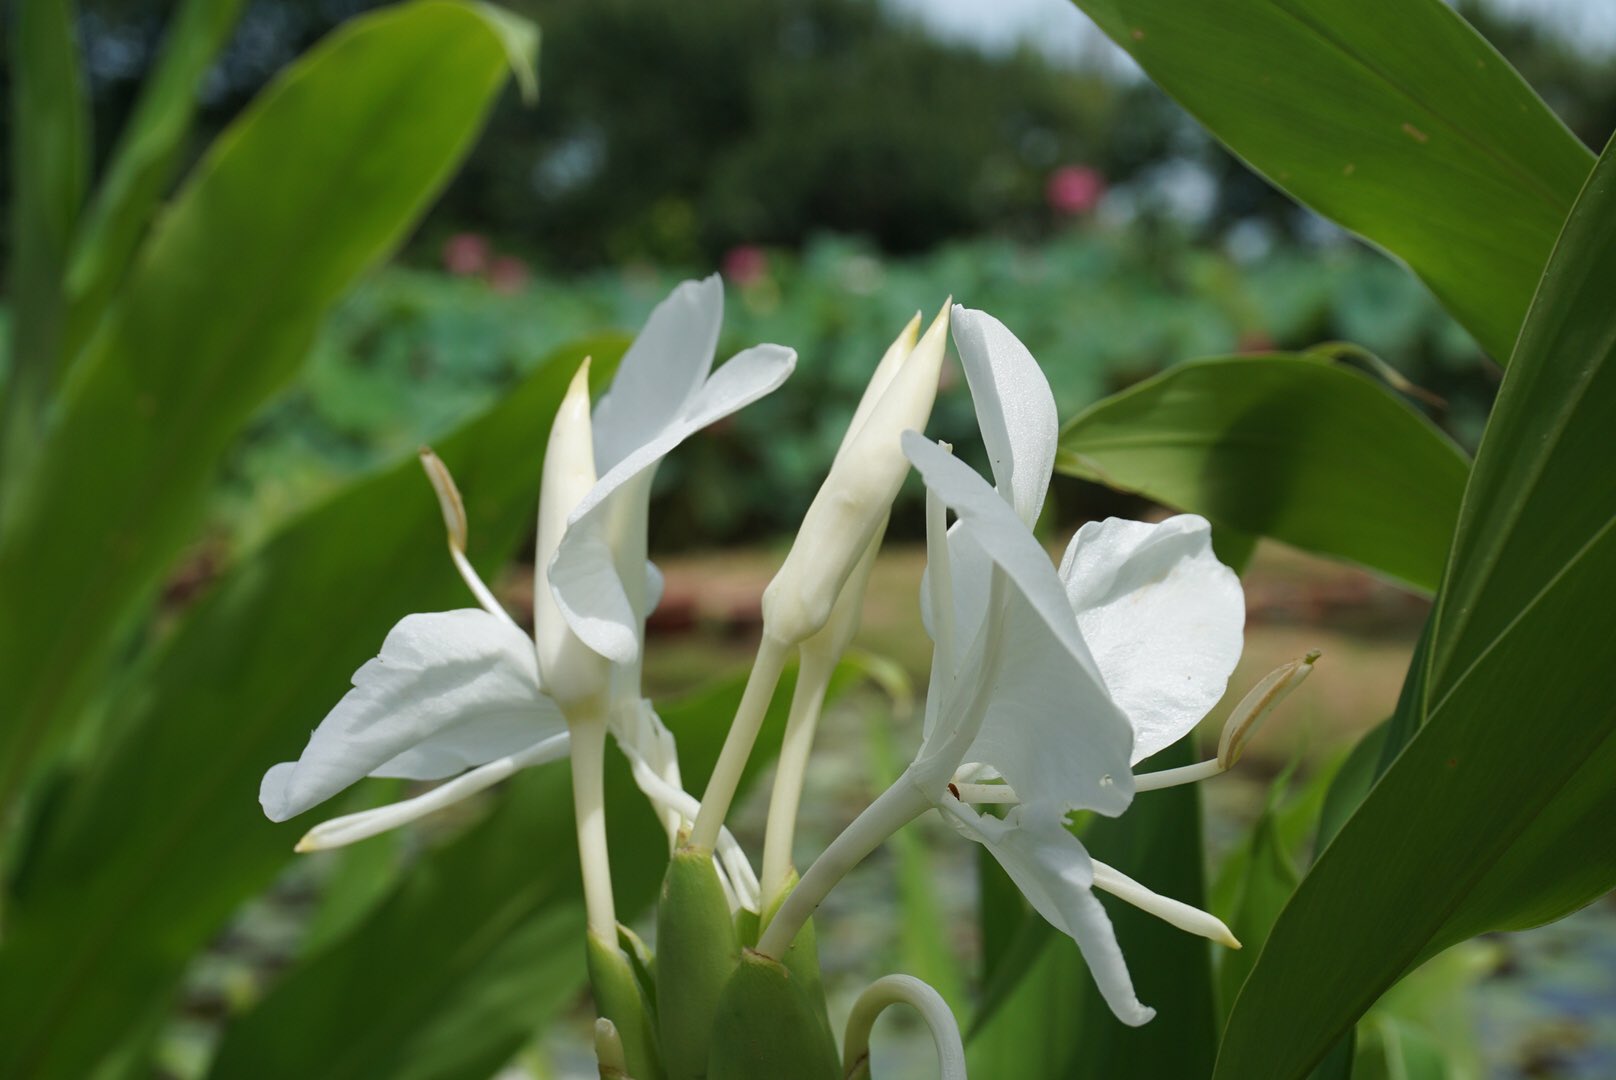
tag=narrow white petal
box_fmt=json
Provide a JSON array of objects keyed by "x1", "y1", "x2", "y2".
[
  {"x1": 259, "y1": 610, "x2": 558, "y2": 821},
  {"x1": 591, "y1": 275, "x2": 724, "y2": 472},
  {"x1": 1090, "y1": 858, "x2": 1240, "y2": 948},
  {"x1": 951, "y1": 305, "x2": 1058, "y2": 526},
  {"x1": 1060, "y1": 515, "x2": 1245, "y2": 764},
  {"x1": 295, "y1": 732, "x2": 571, "y2": 850},
  {"x1": 940, "y1": 801, "x2": 1155, "y2": 1027},
  {"x1": 552, "y1": 344, "x2": 796, "y2": 663}
]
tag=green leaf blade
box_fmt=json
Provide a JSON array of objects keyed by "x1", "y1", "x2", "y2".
[
  {"x1": 1068, "y1": 0, "x2": 1593, "y2": 358},
  {"x1": 0, "y1": 0, "x2": 535, "y2": 820},
  {"x1": 1057, "y1": 355, "x2": 1469, "y2": 593},
  {"x1": 1213, "y1": 133, "x2": 1616, "y2": 1080}
]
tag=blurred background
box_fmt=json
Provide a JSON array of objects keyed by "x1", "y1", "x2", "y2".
[{"x1": 4, "y1": 0, "x2": 1615, "y2": 1076}]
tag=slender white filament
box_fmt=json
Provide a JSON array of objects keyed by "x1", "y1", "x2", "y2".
[
  {"x1": 843, "y1": 974, "x2": 967, "y2": 1080},
  {"x1": 621, "y1": 746, "x2": 761, "y2": 913},
  {"x1": 692, "y1": 635, "x2": 790, "y2": 851},
  {"x1": 1131, "y1": 758, "x2": 1224, "y2": 792},
  {"x1": 759, "y1": 652, "x2": 835, "y2": 904},
  {"x1": 295, "y1": 732, "x2": 572, "y2": 851},
  {"x1": 419, "y1": 448, "x2": 523, "y2": 633},
  {"x1": 1090, "y1": 858, "x2": 1240, "y2": 948}
]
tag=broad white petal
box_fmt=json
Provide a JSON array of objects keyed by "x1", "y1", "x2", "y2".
[
  {"x1": 552, "y1": 344, "x2": 796, "y2": 662},
  {"x1": 591, "y1": 275, "x2": 724, "y2": 472},
  {"x1": 939, "y1": 800, "x2": 1155, "y2": 1027},
  {"x1": 952, "y1": 306, "x2": 1057, "y2": 526},
  {"x1": 964, "y1": 585, "x2": 1134, "y2": 818},
  {"x1": 260, "y1": 610, "x2": 557, "y2": 822},
  {"x1": 905, "y1": 435, "x2": 1134, "y2": 799},
  {"x1": 1059, "y1": 515, "x2": 1244, "y2": 764}
]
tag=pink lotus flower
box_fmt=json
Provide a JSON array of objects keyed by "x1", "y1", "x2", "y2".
[
  {"x1": 442, "y1": 232, "x2": 491, "y2": 276},
  {"x1": 722, "y1": 244, "x2": 769, "y2": 287},
  {"x1": 1046, "y1": 165, "x2": 1106, "y2": 216}
]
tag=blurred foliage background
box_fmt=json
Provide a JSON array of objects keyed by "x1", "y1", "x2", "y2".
[{"x1": 19, "y1": 0, "x2": 1612, "y2": 558}]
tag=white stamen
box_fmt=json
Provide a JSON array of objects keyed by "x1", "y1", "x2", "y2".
[
  {"x1": 1090, "y1": 858, "x2": 1241, "y2": 949},
  {"x1": 1217, "y1": 650, "x2": 1321, "y2": 769},
  {"x1": 295, "y1": 732, "x2": 571, "y2": 851},
  {"x1": 419, "y1": 448, "x2": 522, "y2": 633},
  {"x1": 622, "y1": 743, "x2": 761, "y2": 913},
  {"x1": 842, "y1": 974, "x2": 966, "y2": 1080},
  {"x1": 1131, "y1": 758, "x2": 1224, "y2": 792}
]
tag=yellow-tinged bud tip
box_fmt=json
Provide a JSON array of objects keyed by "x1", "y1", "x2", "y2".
[{"x1": 293, "y1": 834, "x2": 318, "y2": 854}]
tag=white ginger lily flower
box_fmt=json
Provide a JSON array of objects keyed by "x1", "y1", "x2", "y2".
[
  {"x1": 260, "y1": 280, "x2": 794, "y2": 891},
  {"x1": 761, "y1": 307, "x2": 1311, "y2": 1027}
]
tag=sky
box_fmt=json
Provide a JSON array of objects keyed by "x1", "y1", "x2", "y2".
[{"x1": 886, "y1": 0, "x2": 1616, "y2": 67}]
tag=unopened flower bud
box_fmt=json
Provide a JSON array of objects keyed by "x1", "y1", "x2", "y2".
[
  {"x1": 536, "y1": 359, "x2": 610, "y2": 712},
  {"x1": 762, "y1": 303, "x2": 951, "y2": 646}
]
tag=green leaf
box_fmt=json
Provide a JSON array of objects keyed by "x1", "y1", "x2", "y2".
[
  {"x1": 1066, "y1": 0, "x2": 1592, "y2": 359},
  {"x1": 60, "y1": 0, "x2": 246, "y2": 362},
  {"x1": 708, "y1": 953, "x2": 840, "y2": 1080},
  {"x1": 1058, "y1": 355, "x2": 1469, "y2": 593},
  {"x1": 0, "y1": 340, "x2": 614, "y2": 1080},
  {"x1": 1212, "y1": 787, "x2": 1301, "y2": 1021},
  {"x1": 865, "y1": 697, "x2": 967, "y2": 1014},
  {"x1": 968, "y1": 740, "x2": 1218, "y2": 1079},
  {"x1": 2, "y1": 0, "x2": 91, "y2": 486},
  {"x1": 206, "y1": 660, "x2": 844, "y2": 1080},
  {"x1": 0, "y1": 0, "x2": 536, "y2": 819},
  {"x1": 1214, "y1": 133, "x2": 1616, "y2": 1080}
]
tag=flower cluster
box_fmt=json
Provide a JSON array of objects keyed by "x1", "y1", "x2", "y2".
[{"x1": 261, "y1": 280, "x2": 1315, "y2": 1077}]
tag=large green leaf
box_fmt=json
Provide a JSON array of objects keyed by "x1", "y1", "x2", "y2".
[
  {"x1": 1057, "y1": 356, "x2": 1469, "y2": 593},
  {"x1": 60, "y1": 0, "x2": 246, "y2": 363},
  {"x1": 1215, "y1": 135, "x2": 1616, "y2": 1080},
  {"x1": 0, "y1": 339, "x2": 618, "y2": 1080},
  {"x1": 2, "y1": 0, "x2": 91, "y2": 487},
  {"x1": 0, "y1": 0, "x2": 536, "y2": 819},
  {"x1": 968, "y1": 740, "x2": 1217, "y2": 1078},
  {"x1": 207, "y1": 664, "x2": 838, "y2": 1080},
  {"x1": 1067, "y1": 0, "x2": 1592, "y2": 359}
]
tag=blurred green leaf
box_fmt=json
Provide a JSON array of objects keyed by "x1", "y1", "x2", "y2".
[
  {"x1": 0, "y1": 0, "x2": 535, "y2": 824},
  {"x1": 968, "y1": 740, "x2": 1217, "y2": 1078},
  {"x1": 1212, "y1": 788, "x2": 1299, "y2": 1021},
  {"x1": 2, "y1": 0, "x2": 91, "y2": 485},
  {"x1": 60, "y1": 0, "x2": 246, "y2": 363},
  {"x1": 865, "y1": 701, "x2": 966, "y2": 1014},
  {"x1": 1058, "y1": 355, "x2": 1469, "y2": 593},
  {"x1": 0, "y1": 339, "x2": 617, "y2": 1079},
  {"x1": 1067, "y1": 0, "x2": 1592, "y2": 359},
  {"x1": 1215, "y1": 134, "x2": 1616, "y2": 1080},
  {"x1": 208, "y1": 662, "x2": 840, "y2": 1080}
]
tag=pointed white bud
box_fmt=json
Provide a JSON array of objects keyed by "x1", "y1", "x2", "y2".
[
  {"x1": 594, "y1": 1017, "x2": 628, "y2": 1077},
  {"x1": 536, "y1": 359, "x2": 610, "y2": 711},
  {"x1": 1217, "y1": 649, "x2": 1321, "y2": 769},
  {"x1": 762, "y1": 303, "x2": 951, "y2": 646}
]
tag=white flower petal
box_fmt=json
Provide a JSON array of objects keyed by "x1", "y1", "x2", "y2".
[
  {"x1": 963, "y1": 585, "x2": 1134, "y2": 818},
  {"x1": 939, "y1": 800, "x2": 1155, "y2": 1027},
  {"x1": 259, "y1": 610, "x2": 558, "y2": 822},
  {"x1": 1059, "y1": 515, "x2": 1245, "y2": 764},
  {"x1": 951, "y1": 306, "x2": 1057, "y2": 525},
  {"x1": 591, "y1": 275, "x2": 724, "y2": 473},
  {"x1": 552, "y1": 344, "x2": 796, "y2": 662}
]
